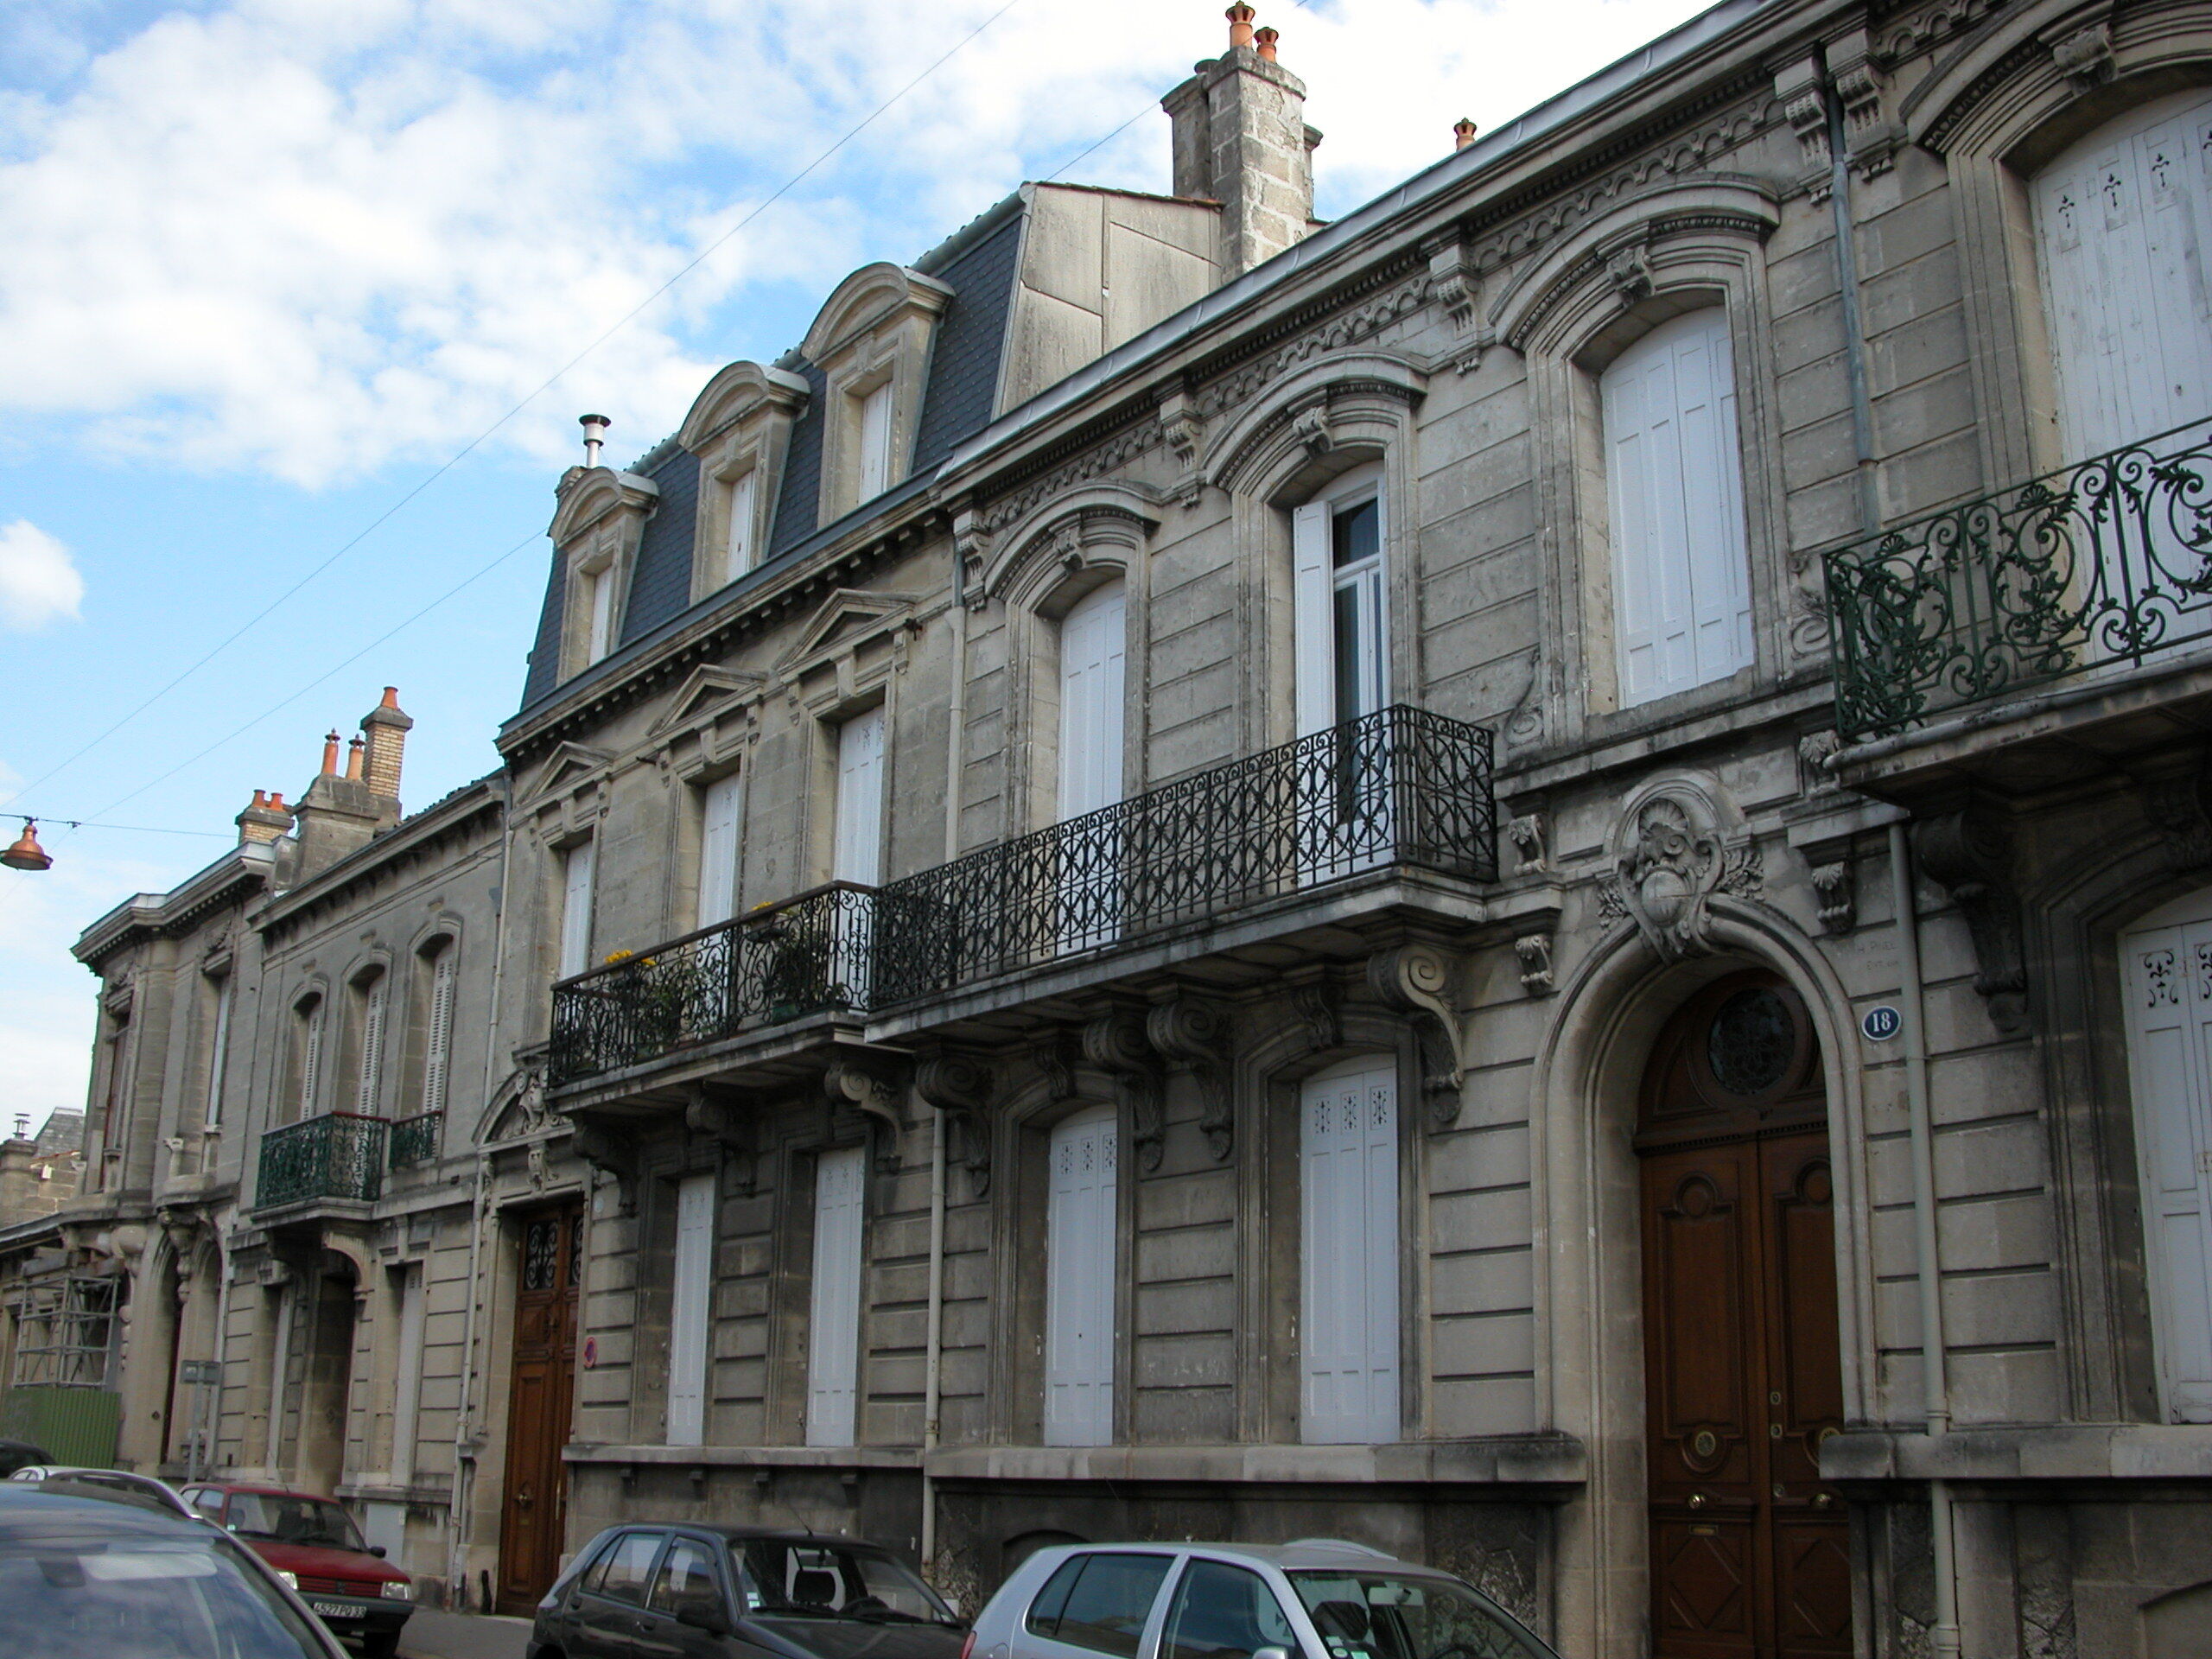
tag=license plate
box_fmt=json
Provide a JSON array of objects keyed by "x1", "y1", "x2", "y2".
[{"x1": 310, "y1": 1602, "x2": 357, "y2": 1618}]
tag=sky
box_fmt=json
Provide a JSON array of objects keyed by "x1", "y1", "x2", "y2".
[{"x1": 0, "y1": 0, "x2": 1720, "y2": 1130}]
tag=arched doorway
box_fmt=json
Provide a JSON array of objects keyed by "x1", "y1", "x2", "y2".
[{"x1": 1637, "y1": 969, "x2": 1848, "y2": 1659}]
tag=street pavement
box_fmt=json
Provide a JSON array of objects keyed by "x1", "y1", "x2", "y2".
[{"x1": 396, "y1": 1608, "x2": 534, "y2": 1659}]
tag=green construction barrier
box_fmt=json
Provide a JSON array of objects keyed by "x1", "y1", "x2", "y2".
[{"x1": 0, "y1": 1387, "x2": 121, "y2": 1467}]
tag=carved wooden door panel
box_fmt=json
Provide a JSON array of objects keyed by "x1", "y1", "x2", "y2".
[
  {"x1": 497, "y1": 1205, "x2": 581, "y2": 1615},
  {"x1": 1640, "y1": 975, "x2": 1849, "y2": 1659}
]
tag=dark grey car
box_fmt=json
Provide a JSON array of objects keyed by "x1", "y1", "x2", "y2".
[{"x1": 529, "y1": 1524, "x2": 967, "y2": 1659}]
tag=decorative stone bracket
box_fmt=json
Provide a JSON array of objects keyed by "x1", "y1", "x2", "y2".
[
  {"x1": 2134, "y1": 758, "x2": 2212, "y2": 873},
  {"x1": 1604, "y1": 782, "x2": 1763, "y2": 962},
  {"x1": 823, "y1": 1058, "x2": 906, "y2": 1174},
  {"x1": 1514, "y1": 936, "x2": 1555, "y2": 997},
  {"x1": 1083, "y1": 1008, "x2": 1166, "y2": 1172},
  {"x1": 1367, "y1": 944, "x2": 1471, "y2": 1128},
  {"x1": 1159, "y1": 388, "x2": 1206, "y2": 507},
  {"x1": 913, "y1": 1052, "x2": 995, "y2": 1196},
  {"x1": 1147, "y1": 995, "x2": 1234, "y2": 1161},
  {"x1": 1912, "y1": 805, "x2": 2029, "y2": 1038},
  {"x1": 684, "y1": 1091, "x2": 759, "y2": 1196},
  {"x1": 568, "y1": 1116, "x2": 639, "y2": 1212}
]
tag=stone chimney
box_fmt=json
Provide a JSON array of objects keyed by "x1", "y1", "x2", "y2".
[
  {"x1": 359, "y1": 686, "x2": 412, "y2": 806},
  {"x1": 1162, "y1": 5, "x2": 1322, "y2": 278},
  {"x1": 235, "y1": 789, "x2": 295, "y2": 846},
  {"x1": 290, "y1": 718, "x2": 391, "y2": 878}
]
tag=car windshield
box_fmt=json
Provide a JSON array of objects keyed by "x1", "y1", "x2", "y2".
[
  {"x1": 224, "y1": 1495, "x2": 364, "y2": 1554},
  {"x1": 0, "y1": 1529, "x2": 334, "y2": 1659},
  {"x1": 1286, "y1": 1572, "x2": 1555, "y2": 1659},
  {"x1": 734, "y1": 1540, "x2": 956, "y2": 1624}
]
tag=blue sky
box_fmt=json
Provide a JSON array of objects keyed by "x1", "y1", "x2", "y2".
[{"x1": 0, "y1": 0, "x2": 1715, "y2": 1126}]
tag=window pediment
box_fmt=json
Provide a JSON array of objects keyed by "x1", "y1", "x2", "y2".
[
  {"x1": 776, "y1": 589, "x2": 923, "y2": 712},
  {"x1": 549, "y1": 467, "x2": 659, "y2": 550},
  {"x1": 802, "y1": 263, "x2": 955, "y2": 364},
  {"x1": 677, "y1": 360, "x2": 811, "y2": 452},
  {"x1": 975, "y1": 483, "x2": 1162, "y2": 612},
  {"x1": 1201, "y1": 351, "x2": 1428, "y2": 504}
]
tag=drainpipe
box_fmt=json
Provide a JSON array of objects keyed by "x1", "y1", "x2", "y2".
[
  {"x1": 206, "y1": 1228, "x2": 232, "y2": 1482},
  {"x1": 1888, "y1": 823, "x2": 1961, "y2": 1659},
  {"x1": 1823, "y1": 54, "x2": 1881, "y2": 534},
  {"x1": 919, "y1": 1104, "x2": 947, "y2": 1578}
]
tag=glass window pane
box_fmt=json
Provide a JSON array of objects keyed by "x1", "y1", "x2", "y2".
[
  {"x1": 1287, "y1": 1572, "x2": 1552, "y2": 1659},
  {"x1": 0, "y1": 1531, "x2": 331, "y2": 1659},
  {"x1": 1161, "y1": 1560, "x2": 1299, "y2": 1659},
  {"x1": 596, "y1": 1531, "x2": 665, "y2": 1605},
  {"x1": 1028, "y1": 1555, "x2": 1086, "y2": 1637},
  {"x1": 1043, "y1": 1554, "x2": 1176, "y2": 1656},
  {"x1": 1332, "y1": 499, "x2": 1379, "y2": 569},
  {"x1": 650, "y1": 1537, "x2": 724, "y2": 1620}
]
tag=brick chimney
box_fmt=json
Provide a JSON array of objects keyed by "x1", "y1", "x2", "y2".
[
  {"x1": 1162, "y1": 5, "x2": 1322, "y2": 277},
  {"x1": 359, "y1": 686, "x2": 412, "y2": 806},
  {"x1": 235, "y1": 789, "x2": 295, "y2": 846}
]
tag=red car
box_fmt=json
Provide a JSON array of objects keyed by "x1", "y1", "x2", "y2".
[{"x1": 178, "y1": 1480, "x2": 413, "y2": 1657}]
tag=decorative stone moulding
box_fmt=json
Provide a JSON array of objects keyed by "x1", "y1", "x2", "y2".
[
  {"x1": 913, "y1": 1052, "x2": 995, "y2": 1195},
  {"x1": 823, "y1": 1058, "x2": 906, "y2": 1173},
  {"x1": 1911, "y1": 803, "x2": 2031, "y2": 1038},
  {"x1": 1599, "y1": 772, "x2": 1763, "y2": 962},
  {"x1": 1147, "y1": 995, "x2": 1234, "y2": 1161},
  {"x1": 1081, "y1": 1007, "x2": 1166, "y2": 1172},
  {"x1": 1366, "y1": 944, "x2": 1471, "y2": 1127}
]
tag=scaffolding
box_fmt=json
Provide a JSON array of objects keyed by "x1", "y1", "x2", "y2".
[{"x1": 7, "y1": 1274, "x2": 118, "y2": 1388}]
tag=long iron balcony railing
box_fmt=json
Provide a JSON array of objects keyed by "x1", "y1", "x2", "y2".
[
  {"x1": 254, "y1": 1111, "x2": 388, "y2": 1210},
  {"x1": 1824, "y1": 419, "x2": 2212, "y2": 740},
  {"x1": 548, "y1": 705, "x2": 1497, "y2": 1086}
]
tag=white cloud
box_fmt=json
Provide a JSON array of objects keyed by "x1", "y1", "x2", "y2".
[
  {"x1": 0, "y1": 519, "x2": 85, "y2": 629},
  {"x1": 0, "y1": 0, "x2": 1713, "y2": 485}
]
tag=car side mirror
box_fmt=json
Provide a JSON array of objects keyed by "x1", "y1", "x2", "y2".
[
  {"x1": 677, "y1": 1605, "x2": 731, "y2": 1636},
  {"x1": 369, "y1": 1547, "x2": 386, "y2": 1559}
]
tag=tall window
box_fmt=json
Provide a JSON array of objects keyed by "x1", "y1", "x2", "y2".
[
  {"x1": 559, "y1": 842, "x2": 596, "y2": 979},
  {"x1": 667, "y1": 1172, "x2": 715, "y2": 1446},
  {"x1": 697, "y1": 772, "x2": 744, "y2": 929},
  {"x1": 2034, "y1": 88, "x2": 2212, "y2": 461},
  {"x1": 352, "y1": 969, "x2": 388, "y2": 1115},
  {"x1": 1058, "y1": 583, "x2": 1128, "y2": 820},
  {"x1": 1301, "y1": 1056, "x2": 1400, "y2": 1444},
  {"x1": 856, "y1": 382, "x2": 893, "y2": 502},
  {"x1": 203, "y1": 973, "x2": 233, "y2": 1132},
  {"x1": 294, "y1": 995, "x2": 326, "y2": 1121},
  {"x1": 1600, "y1": 306, "x2": 1753, "y2": 705},
  {"x1": 1045, "y1": 1107, "x2": 1117, "y2": 1446},
  {"x1": 585, "y1": 565, "x2": 617, "y2": 664},
  {"x1": 418, "y1": 944, "x2": 456, "y2": 1116},
  {"x1": 832, "y1": 709, "x2": 886, "y2": 887},
  {"x1": 389, "y1": 1265, "x2": 425, "y2": 1484},
  {"x1": 806, "y1": 1147, "x2": 866, "y2": 1446},
  {"x1": 1292, "y1": 466, "x2": 1388, "y2": 737},
  {"x1": 723, "y1": 470, "x2": 758, "y2": 584}
]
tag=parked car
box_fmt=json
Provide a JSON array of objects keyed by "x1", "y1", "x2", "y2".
[
  {"x1": 529, "y1": 1523, "x2": 967, "y2": 1659},
  {"x1": 6, "y1": 1464, "x2": 197, "y2": 1519},
  {"x1": 0, "y1": 1440, "x2": 51, "y2": 1478},
  {"x1": 963, "y1": 1539, "x2": 1558, "y2": 1659},
  {"x1": 176, "y1": 1481, "x2": 413, "y2": 1658},
  {"x1": 0, "y1": 1482, "x2": 348, "y2": 1658}
]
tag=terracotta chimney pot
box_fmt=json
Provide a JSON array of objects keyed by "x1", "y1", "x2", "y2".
[
  {"x1": 1226, "y1": 3, "x2": 1255, "y2": 48},
  {"x1": 1253, "y1": 25, "x2": 1278, "y2": 60},
  {"x1": 1453, "y1": 117, "x2": 1478, "y2": 150},
  {"x1": 345, "y1": 734, "x2": 365, "y2": 780},
  {"x1": 321, "y1": 732, "x2": 340, "y2": 775}
]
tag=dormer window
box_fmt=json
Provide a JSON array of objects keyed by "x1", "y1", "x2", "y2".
[
  {"x1": 800, "y1": 262, "x2": 953, "y2": 523},
  {"x1": 677, "y1": 360, "x2": 810, "y2": 602},
  {"x1": 547, "y1": 467, "x2": 659, "y2": 682}
]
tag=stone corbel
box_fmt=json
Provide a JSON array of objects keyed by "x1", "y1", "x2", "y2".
[
  {"x1": 568, "y1": 1116, "x2": 639, "y2": 1212},
  {"x1": 1506, "y1": 810, "x2": 1548, "y2": 875},
  {"x1": 2050, "y1": 20, "x2": 2113, "y2": 92},
  {"x1": 684, "y1": 1090, "x2": 758, "y2": 1197},
  {"x1": 1083, "y1": 1008, "x2": 1166, "y2": 1172},
  {"x1": 1605, "y1": 237, "x2": 1656, "y2": 304},
  {"x1": 1146, "y1": 995, "x2": 1233, "y2": 1162},
  {"x1": 1424, "y1": 233, "x2": 1489, "y2": 374},
  {"x1": 1159, "y1": 388, "x2": 1206, "y2": 508},
  {"x1": 1514, "y1": 935, "x2": 1555, "y2": 998},
  {"x1": 1797, "y1": 730, "x2": 1843, "y2": 797},
  {"x1": 952, "y1": 509, "x2": 990, "y2": 612},
  {"x1": 1912, "y1": 806, "x2": 2029, "y2": 1037},
  {"x1": 1285, "y1": 972, "x2": 1341, "y2": 1058},
  {"x1": 913, "y1": 1052, "x2": 995, "y2": 1196},
  {"x1": 823, "y1": 1058, "x2": 906, "y2": 1174},
  {"x1": 1366, "y1": 944, "x2": 1471, "y2": 1127},
  {"x1": 1828, "y1": 27, "x2": 1902, "y2": 179},
  {"x1": 2139, "y1": 760, "x2": 2212, "y2": 872},
  {"x1": 1773, "y1": 55, "x2": 1833, "y2": 194}
]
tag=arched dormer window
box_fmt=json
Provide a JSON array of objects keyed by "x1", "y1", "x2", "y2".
[
  {"x1": 548, "y1": 467, "x2": 660, "y2": 680},
  {"x1": 677, "y1": 360, "x2": 811, "y2": 600},
  {"x1": 801, "y1": 263, "x2": 954, "y2": 522}
]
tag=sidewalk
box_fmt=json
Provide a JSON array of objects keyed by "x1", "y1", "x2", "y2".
[{"x1": 396, "y1": 1608, "x2": 534, "y2": 1659}]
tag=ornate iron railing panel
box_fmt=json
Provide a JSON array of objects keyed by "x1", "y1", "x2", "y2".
[
  {"x1": 550, "y1": 884, "x2": 878, "y2": 1084},
  {"x1": 255, "y1": 1112, "x2": 387, "y2": 1210},
  {"x1": 1824, "y1": 420, "x2": 2212, "y2": 738},
  {"x1": 387, "y1": 1111, "x2": 442, "y2": 1170},
  {"x1": 872, "y1": 705, "x2": 1496, "y2": 1004}
]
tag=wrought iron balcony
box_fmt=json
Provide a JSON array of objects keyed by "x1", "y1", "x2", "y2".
[
  {"x1": 871, "y1": 703, "x2": 1496, "y2": 1005},
  {"x1": 550, "y1": 883, "x2": 876, "y2": 1085},
  {"x1": 387, "y1": 1110, "x2": 442, "y2": 1170},
  {"x1": 1825, "y1": 420, "x2": 2212, "y2": 740},
  {"x1": 254, "y1": 1112, "x2": 387, "y2": 1211}
]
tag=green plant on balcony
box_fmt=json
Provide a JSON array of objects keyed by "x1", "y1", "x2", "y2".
[{"x1": 757, "y1": 912, "x2": 839, "y2": 1023}]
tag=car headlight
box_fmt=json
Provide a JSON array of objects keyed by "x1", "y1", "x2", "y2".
[
  {"x1": 382, "y1": 1580, "x2": 412, "y2": 1602},
  {"x1": 277, "y1": 1571, "x2": 298, "y2": 1590}
]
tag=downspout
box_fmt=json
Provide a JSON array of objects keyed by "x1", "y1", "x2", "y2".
[
  {"x1": 449, "y1": 776, "x2": 511, "y2": 1606},
  {"x1": 1823, "y1": 55, "x2": 1880, "y2": 533}
]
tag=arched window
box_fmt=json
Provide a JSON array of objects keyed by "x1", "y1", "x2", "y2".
[
  {"x1": 350, "y1": 968, "x2": 389, "y2": 1116},
  {"x1": 290, "y1": 995, "x2": 325, "y2": 1123},
  {"x1": 1292, "y1": 463, "x2": 1388, "y2": 737},
  {"x1": 417, "y1": 942, "x2": 456, "y2": 1117}
]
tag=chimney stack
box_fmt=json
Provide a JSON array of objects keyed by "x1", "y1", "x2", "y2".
[
  {"x1": 235, "y1": 788, "x2": 295, "y2": 846},
  {"x1": 344, "y1": 735, "x2": 365, "y2": 780},
  {"x1": 359, "y1": 685, "x2": 413, "y2": 805},
  {"x1": 580, "y1": 413, "x2": 611, "y2": 469},
  {"x1": 321, "y1": 731, "x2": 340, "y2": 775},
  {"x1": 1163, "y1": 7, "x2": 1321, "y2": 278},
  {"x1": 1453, "y1": 118, "x2": 1478, "y2": 151}
]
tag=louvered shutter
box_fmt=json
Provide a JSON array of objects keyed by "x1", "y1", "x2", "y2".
[
  {"x1": 205, "y1": 976, "x2": 232, "y2": 1130},
  {"x1": 1046, "y1": 1109, "x2": 1118, "y2": 1446},
  {"x1": 560, "y1": 842, "x2": 595, "y2": 978},
  {"x1": 806, "y1": 1147, "x2": 867, "y2": 1446},
  {"x1": 1294, "y1": 502, "x2": 1334, "y2": 737},
  {"x1": 833, "y1": 709, "x2": 886, "y2": 887},
  {"x1": 667, "y1": 1172, "x2": 716, "y2": 1445},
  {"x1": 698, "y1": 772, "x2": 744, "y2": 927},
  {"x1": 2036, "y1": 89, "x2": 2212, "y2": 461},
  {"x1": 421, "y1": 950, "x2": 455, "y2": 1116},
  {"x1": 2122, "y1": 907, "x2": 2212, "y2": 1421},
  {"x1": 356, "y1": 976, "x2": 387, "y2": 1114},
  {"x1": 300, "y1": 1003, "x2": 325, "y2": 1117},
  {"x1": 1300, "y1": 1059, "x2": 1400, "y2": 1443}
]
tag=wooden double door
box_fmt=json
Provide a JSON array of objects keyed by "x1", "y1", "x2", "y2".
[
  {"x1": 497, "y1": 1205, "x2": 582, "y2": 1615},
  {"x1": 1639, "y1": 973, "x2": 1851, "y2": 1659}
]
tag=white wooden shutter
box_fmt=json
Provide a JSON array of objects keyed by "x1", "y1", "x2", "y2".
[
  {"x1": 299, "y1": 1002, "x2": 325, "y2": 1117},
  {"x1": 204, "y1": 976, "x2": 232, "y2": 1130},
  {"x1": 1300, "y1": 1058, "x2": 1400, "y2": 1444},
  {"x1": 697, "y1": 772, "x2": 745, "y2": 928},
  {"x1": 2036, "y1": 89, "x2": 2212, "y2": 462},
  {"x1": 667, "y1": 1171, "x2": 716, "y2": 1445},
  {"x1": 560, "y1": 842, "x2": 596, "y2": 978},
  {"x1": 355, "y1": 976, "x2": 387, "y2": 1114},
  {"x1": 833, "y1": 709, "x2": 887, "y2": 887},
  {"x1": 806, "y1": 1147, "x2": 867, "y2": 1446},
  {"x1": 858, "y1": 382, "x2": 893, "y2": 500},
  {"x1": 421, "y1": 950, "x2": 455, "y2": 1116},
  {"x1": 725, "y1": 470, "x2": 757, "y2": 582},
  {"x1": 2122, "y1": 901, "x2": 2212, "y2": 1421},
  {"x1": 391, "y1": 1267, "x2": 426, "y2": 1482},
  {"x1": 1058, "y1": 583, "x2": 1128, "y2": 819},
  {"x1": 587, "y1": 568, "x2": 616, "y2": 662},
  {"x1": 1045, "y1": 1108, "x2": 1118, "y2": 1446},
  {"x1": 1603, "y1": 307, "x2": 1753, "y2": 705},
  {"x1": 1294, "y1": 501, "x2": 1334, "y2": 737}
]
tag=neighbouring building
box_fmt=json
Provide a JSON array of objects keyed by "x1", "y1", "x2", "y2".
[{"x1": 25, "y1": 0, "x2": 2212, "y2": 1653}]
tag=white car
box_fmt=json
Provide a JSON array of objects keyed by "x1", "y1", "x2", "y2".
[
  {"x1": 962, "y1": 1540, "x2": 1558, "y2": 1659},
  {"x1": 5, "y1": 1465, "x2": 198, "y2": 1521}
]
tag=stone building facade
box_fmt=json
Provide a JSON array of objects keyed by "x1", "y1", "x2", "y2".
[{"x1": 22, "y1": 0, "x2": 2212, "y2": 1654}]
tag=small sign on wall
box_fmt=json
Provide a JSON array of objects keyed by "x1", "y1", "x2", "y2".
[{"x1": 1861, "y1": 1005, "x2": 1903, "y2": 1042}]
